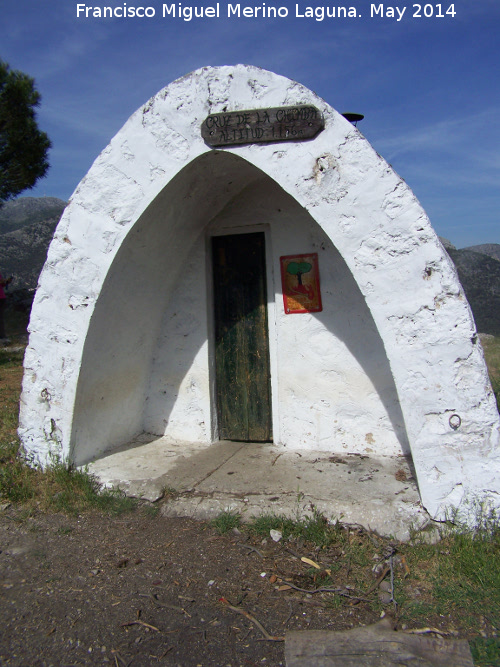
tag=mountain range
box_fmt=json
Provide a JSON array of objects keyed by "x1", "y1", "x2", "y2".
[
  {"x1": 1, "y1": 197, "x2": 499, "y2": 336},
  {"x1": 0, "y1": 197, "x2": 66, "y2": 292}
]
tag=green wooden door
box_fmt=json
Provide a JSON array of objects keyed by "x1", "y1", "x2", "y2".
[{"x1": 212, "y1": 232, "x2": 273, "y2": 442}]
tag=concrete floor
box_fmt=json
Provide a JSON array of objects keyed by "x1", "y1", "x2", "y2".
[{"x1": 88, "y1": 435, "x2": 431, "y2": 540}]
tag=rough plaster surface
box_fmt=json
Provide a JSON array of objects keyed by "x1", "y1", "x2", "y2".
[{"x1": 19, "y1": 65, "x2": 500, "y2": 519}]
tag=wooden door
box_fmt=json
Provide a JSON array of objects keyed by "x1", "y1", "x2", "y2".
[{"x1": 212, "y1": 232, "x2": 272, "y2": 442}]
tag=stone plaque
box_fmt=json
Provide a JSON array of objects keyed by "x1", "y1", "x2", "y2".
[{"x1": 201, "y1": 105, "x2": 324, "y2": 147}]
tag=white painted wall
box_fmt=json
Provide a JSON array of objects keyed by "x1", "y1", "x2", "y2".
[
  {"x1": 69, "y1": 154, "x2": 261, "y2": 463},
  {"x1": 145, "y1": 176, "x2": 408, "y2": 456},
  {"x1": 19, "y1": 65, "x2": 500, "y2": 519}
]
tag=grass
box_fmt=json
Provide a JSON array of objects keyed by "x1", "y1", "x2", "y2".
[
  {"x1": 249, "y1": 507, "x2": 370, "y2": 561},
  {"x1": 0, "y1": 339, "x2": 137, "y2": 515},
  {"x1": 249, "y1": 509, "x2": 375, "y2": 591},
  {"x1": 471, "y1": 638, "x2": 500, "y2": 667},
  {"x1": 398, "y1": 524, "x2": 500, "y2": 635},
  {"x1": 0, "y1": 437, "x2": 138, "y2": 515},
  {"x1": 0, "y1": 347, "x2": 25, "y2": 369},
  {"x1": 481, "y1": 335, "x2": 500, "y2": 410},
  {"x1": 211, "y1": 509, "x2": 241, "y2": 534}
]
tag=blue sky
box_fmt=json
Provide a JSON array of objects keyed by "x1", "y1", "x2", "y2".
[{"x1": 1, "y1": 0, "x2": 499, "y2": 247}]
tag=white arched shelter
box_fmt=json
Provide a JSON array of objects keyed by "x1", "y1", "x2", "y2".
[{"x1": 19, "y1": 65, "x2": 500, "y2": 519}]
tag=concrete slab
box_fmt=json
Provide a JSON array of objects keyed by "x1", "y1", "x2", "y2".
[{"x1": 87, "y1": 436, "x2": 431, "y2": 540}]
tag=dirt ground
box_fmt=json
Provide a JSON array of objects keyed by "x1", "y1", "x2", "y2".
[
  {"x1": 0, "y1": 338, "x2": 385, "y2": 666},
  {"x1": 0, "y1": 339, "x2": 490, "y2": 666},
  {"x1": 0, "y1": 505, "x2": 388, "y2": 667}
]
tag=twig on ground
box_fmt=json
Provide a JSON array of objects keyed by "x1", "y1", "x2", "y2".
[
  {"x1": 139, "y1": 592, "x2": 190, "y2": 615},
  {"x1": 237, "y1": 543, "x2": 264, "y2": 558},
  {"x1": 283, "y1": 600, "x2": 294, "y2": 627},
  {"x1": 120, "y1": 620, "x2": 160, "y2": 632},
  {"x1": 156, "y1": 647, "x2": 174, "y2": 659},
  {"x1": 362, "y1": 565, "x2": 390, "y2": 597},
  {"x1": 271, "y1": 453, "x2": 283, "y2": 466},
  {"x1": 285, "y1": 547, "x2": 302, "y2": 559},
  {"x1": 282, "y1": 581, "x2": 341, "y2": 594},
  {"x1": 405, "y1": 627, "x2": 451, "y2": 637},
  {"x1": 112, "y1": 650, "x2": 134, "y2": 666},
  {"x1": 277, "y1": 580, "x2": 371, "y2": 603},
  {"x1": 389, "y1": 553, "x2": 397, "y2": 613},
  {"x1": 220, "y1": 597, "x2": 284, "y2": 642},
  {"x1": 365, "y1": 526, "x2": 381, "y2": 547}
]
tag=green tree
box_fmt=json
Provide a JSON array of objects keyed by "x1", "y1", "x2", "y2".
[
  {"x1": 0, "y1": 60, "x2": 51, "y2": 204},
  {"x1": 287, "y1": 261, "x2": 312, "y2": 286}
]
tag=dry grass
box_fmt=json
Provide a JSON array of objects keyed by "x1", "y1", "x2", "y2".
[
  {"x1": 0, "y1": 339, "x2": 136, "y2": 514},
  {"x1": 481, "y1": 334, "x2": 500, "y2": 410}
]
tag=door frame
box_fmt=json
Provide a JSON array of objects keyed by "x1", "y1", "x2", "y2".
[{"x1": 206, "y1": 223, "x2": 280, "y2": 443}]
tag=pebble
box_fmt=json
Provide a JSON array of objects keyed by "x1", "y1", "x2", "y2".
[{"x1": 378, "y1": 591, "x2": 392, "y2": 604}]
